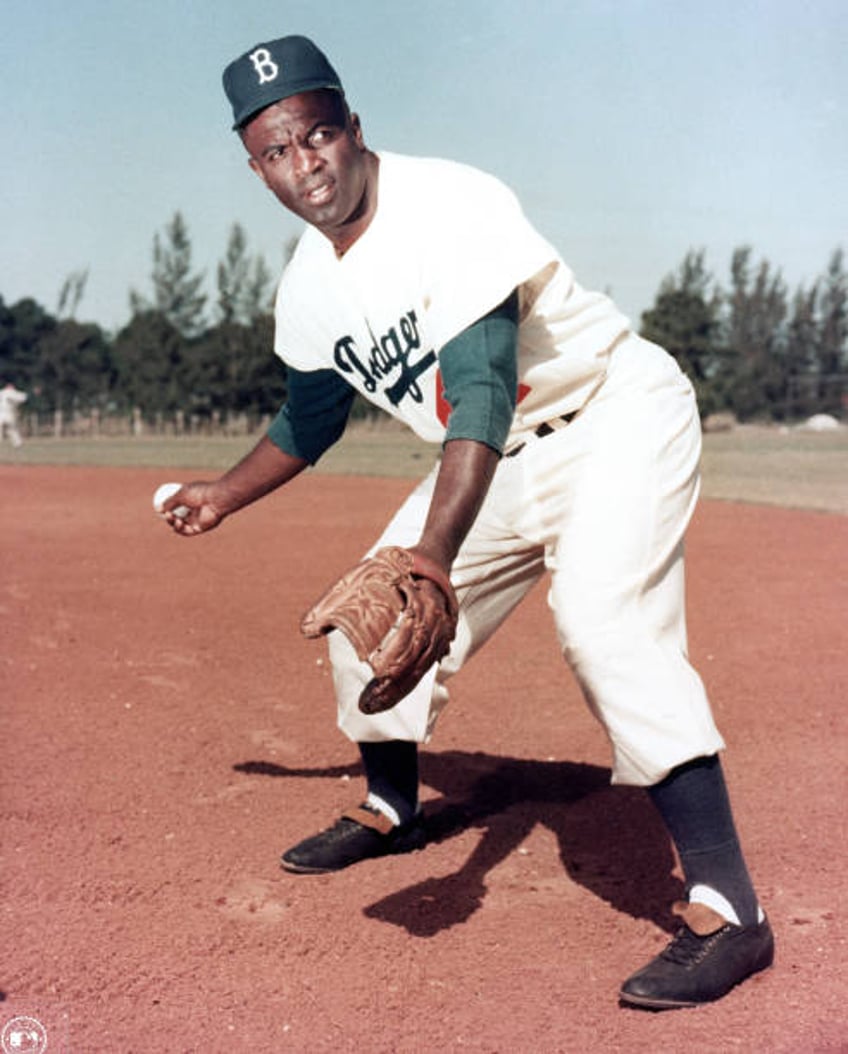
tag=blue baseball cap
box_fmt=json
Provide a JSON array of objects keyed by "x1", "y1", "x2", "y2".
[{"x1": 223, "y1": 35, "x2": 344, "y2": 130}]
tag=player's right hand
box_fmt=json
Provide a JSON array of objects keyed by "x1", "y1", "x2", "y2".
[{"x1": 160, "y1": 482, "x2": 227, "y2": 536}]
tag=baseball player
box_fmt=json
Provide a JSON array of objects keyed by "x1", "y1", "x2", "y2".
[
  {"x1": 0, "y1": 382, "x2": 27, "y2": 447},
  {"x1": 158, "y1": 35, "x2": 773, "y2": 1009}
]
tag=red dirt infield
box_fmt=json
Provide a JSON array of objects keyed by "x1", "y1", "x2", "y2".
[{"x1": 1, "y1": 465, "x2": 846, "y2": 1052}]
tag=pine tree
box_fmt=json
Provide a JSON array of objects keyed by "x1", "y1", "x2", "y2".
[
  {"x1": 721, "y1": 247, "x2": 788, "y2": 419},
  {"x1": 130, "y1": 212, "x2": 207, "y2": 337},
  {"x1": 816, "y1": 248, "x2": 847, "y2": 415},
  {"x1": 639, "y1": 249, "x2": 722, "y2": 414},
  {"x1": 782, "y1": 285, "x2": 819, "y2": 419}
]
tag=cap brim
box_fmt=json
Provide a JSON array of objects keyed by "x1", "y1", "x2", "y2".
[{"x1": 233, "y1": 80, "x2": 343, "y2": 130}]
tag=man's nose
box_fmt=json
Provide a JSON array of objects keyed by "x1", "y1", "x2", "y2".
[{"x1": 293, "y1": 144, "x2": 322, "y2": 177}]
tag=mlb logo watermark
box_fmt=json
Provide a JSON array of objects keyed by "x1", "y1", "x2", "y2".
[
  {"x1": 1, "y1": 1016, "x2": 48, "y2": 1054},
  {"x1": 0, "y1": 1006, "x2": 69, "y2": 1054}
]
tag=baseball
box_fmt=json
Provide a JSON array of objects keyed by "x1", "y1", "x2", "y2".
[{"x1": 153, "y1": 482, "x2": 190, "y2": 519}]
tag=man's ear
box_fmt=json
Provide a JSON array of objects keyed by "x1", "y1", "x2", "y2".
[
  {"x1": 349, "y1": 112, "x2": 366, "y2": 151},
  {"x1": 248, "y1": 156, "x2": 268, "y2": 186}
]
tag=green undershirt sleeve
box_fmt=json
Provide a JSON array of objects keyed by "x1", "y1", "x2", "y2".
[
  {"x1": 440, "y1": 290, "x2": 519, "y2": 454},
  {"x1": 266, "y1": 366, "x2": 356, "y2": 464}
]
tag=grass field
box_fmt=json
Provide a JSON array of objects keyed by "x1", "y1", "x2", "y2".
[{"x1": 2, "y1": 420, "x2": 846, "y2": 515}]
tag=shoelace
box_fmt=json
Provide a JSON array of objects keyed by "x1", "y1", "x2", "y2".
[{"x1": 661, "y1": 924, "x2": 731, "y2": 966}]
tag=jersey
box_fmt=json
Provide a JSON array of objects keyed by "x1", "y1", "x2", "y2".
[
  {"x1": 273, "y1": 152, "x2": 630, "y2": 446},
  {"x1": 0, "y1": 385, "x2": 26, "y2": 421}
]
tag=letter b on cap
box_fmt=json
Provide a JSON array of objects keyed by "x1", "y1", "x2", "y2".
[{"x1": 249, "y1": 48, "x2": 279, "y2": 84}]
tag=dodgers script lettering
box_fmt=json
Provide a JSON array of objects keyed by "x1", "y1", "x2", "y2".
[{"x1": 333, "y1": 310, "x2": 436, "y2": 407}]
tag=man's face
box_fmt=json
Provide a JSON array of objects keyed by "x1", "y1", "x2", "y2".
[{"x1": 242, "y1": 90, "x2": 376, "y2": 255}]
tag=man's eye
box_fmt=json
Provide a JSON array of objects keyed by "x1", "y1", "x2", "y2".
[{"x1": 310, "y1": 128, "x2": 334, "y2": 146}]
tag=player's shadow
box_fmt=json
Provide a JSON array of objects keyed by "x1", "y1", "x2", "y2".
[{"x1": 234, "y1": 749, "x2": 682, "y2": 938}]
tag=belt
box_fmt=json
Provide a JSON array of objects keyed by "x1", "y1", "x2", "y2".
[{"x1": 504, "y1": 411, "x2": 578, "y2": 458}]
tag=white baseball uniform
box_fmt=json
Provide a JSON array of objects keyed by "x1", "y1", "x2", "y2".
[
  {"x1": 0, "y1": 384, "x2": 27, "y2": 448},
  {"x1": 273, "y1": 152, "x2": 724, "y2": 786}
]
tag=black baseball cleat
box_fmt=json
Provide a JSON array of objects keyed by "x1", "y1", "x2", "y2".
[
  {"x1": 280, "y1": 802, "x2": 427, "y2": 874},
  {"x1": 619, "y1": 901, "x2": 774, "y2": 1010}
]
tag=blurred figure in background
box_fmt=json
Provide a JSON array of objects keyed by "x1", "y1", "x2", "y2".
[{"x1": 0, "y1": 382, "x2": 27, "y2": 448}]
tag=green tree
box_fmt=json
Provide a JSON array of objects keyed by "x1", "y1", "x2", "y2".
[
  {"x1": 243, "y1": 253, "x2": 275, "y2": 322},
  {"x1": 111, "y1": 310, "x2": 184, "y2": 418},
  {"x1": 216, "y1": 223, "x2": 284, "y2": 325},
  {"x1": 56, "y1": 270, "x2": 89, "y2": 320},
  {"x1": 130, "y1": 212, "x2": 207, "y2": 338},
  {"x1": 217, "y1": 223, "x2": 251, "y2": 326},
  {"x1": 783, "y1": 284, "x2": 820, "y2": 420},
  {"x1": 22, "y1": 269, "x2": 114, "y2": 425},
  {"x1": 190, "y1": 314, "x2": 285, "y2": 420},
  {"x1": 188, "y1": 226, "x2": 288, "y2": 420},
  {"x1": 816, "y1": 247, "x2": 847, "y2": 415},
  {"x1": 639, "y1": 249, "x2": 722, "y2": 414},
  {"x1": 34, "y1": 319, "x2": 112, "y2": 417},
  {"x1": 0, "y1": 296, "x2": 56, "y2": 398},
  {"x1": 720, "y1": 247, "x2": 788, "y2": 420}
]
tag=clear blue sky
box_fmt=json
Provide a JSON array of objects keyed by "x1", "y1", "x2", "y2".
[{"x1": 2, "y1": 0, "x2": 845, "y2": 334}]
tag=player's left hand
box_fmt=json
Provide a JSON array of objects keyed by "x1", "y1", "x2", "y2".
[{"x1": 301, "y1": 546, "x2": 459, "y2": 713}]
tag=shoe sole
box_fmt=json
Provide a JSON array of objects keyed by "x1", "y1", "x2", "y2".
[
  {"x1": 280, "y1": 859, "x2": 340, "y2": 875},
  {"x1": 619, "y1": 961, "x2": 773, "y2": 1010},
  {"x1": 619, "y1": 991, "x2": 701, "y2": 1010}
]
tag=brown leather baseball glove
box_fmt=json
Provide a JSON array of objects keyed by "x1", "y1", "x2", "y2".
[{"x1": 301, "y1": 546, "x2": 459, "y2": 714}]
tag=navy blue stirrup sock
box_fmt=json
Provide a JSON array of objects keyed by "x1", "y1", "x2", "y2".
[
  {"x1": 648, "y1": 754, "x2": 759, "y2": 927},
  {"x1": 358, "y1": 740, "x2": 419, "y2": 824}
]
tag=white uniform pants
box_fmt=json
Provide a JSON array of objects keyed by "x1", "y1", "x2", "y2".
[
  {"x1": 0, "y1": 419, "x2": 23, "y2": 447},
  {"x1": 328, "y1": 335, "x2": 725, "y2": 786}
]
